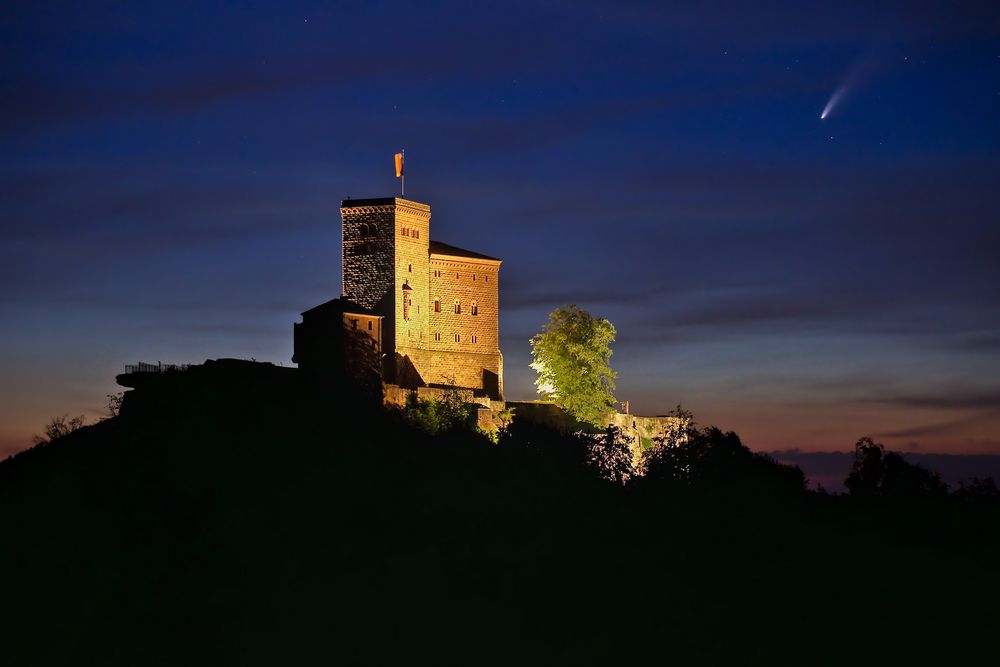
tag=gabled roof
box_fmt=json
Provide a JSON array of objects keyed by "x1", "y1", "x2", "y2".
[
  {"x1": 301, "y1": 297, "x2": 381, "y2": 318},
  {"x1": 429, "y1": 240, "x2": 501, "y2": 262}
]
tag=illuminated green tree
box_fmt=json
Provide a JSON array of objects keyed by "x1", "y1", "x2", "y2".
[{"x1": 530, "y1": 304, "x2": 617, "y2": 427}]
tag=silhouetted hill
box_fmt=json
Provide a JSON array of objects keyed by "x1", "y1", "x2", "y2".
[
  {"x1": 772, "y1": 448, "x2": 1000, "y2": 492},
  {"x1": 1, "y1": 361, "x2": 998, "y2": 664}
]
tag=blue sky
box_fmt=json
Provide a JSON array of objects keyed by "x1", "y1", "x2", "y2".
[{"x1": 2, "y1": 1, "x2": 998, "y2": 457}]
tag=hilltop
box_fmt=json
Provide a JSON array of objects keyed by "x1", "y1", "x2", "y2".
[{"x1": 1, "y1": 361, "x2": 998, "y2": 664}]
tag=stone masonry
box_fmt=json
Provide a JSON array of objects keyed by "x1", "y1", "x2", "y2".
[{"x1": 332, "y1": 197, "x2": 503, "y2": 398}]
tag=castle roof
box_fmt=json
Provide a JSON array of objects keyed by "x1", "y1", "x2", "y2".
[
  {"x1": 301, "y1": 297, "x2": 381, "y2": 318},
  {"x1": 429, "y1": 240, "x2": 501, "y2": 263}
]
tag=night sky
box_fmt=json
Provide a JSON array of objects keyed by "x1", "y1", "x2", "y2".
[{"x1": 2, "y1": 1, "x2": 999, "y2": 460}]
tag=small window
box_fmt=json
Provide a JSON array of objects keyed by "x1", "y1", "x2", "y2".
[
  {"x1": 473, "y1": 274, "x2": 476, "y2": 281},
  {"x1": 408, "y1": 264, "x2": 412, "y2": 272},
  {"x1": 434, "y1": 332, "x2": 441, "y2": 341},
  {"x1": 471, "y1": 302, "x2": 478, "y2": 316},
  {"x1": 414, "y1": 230, "x2": 419, "y2": 239},
  {"x1": 456, "y1": 272, "x2": 460, "y2": 279},
  {"x1": 455, "y1": 334, "x2": 460, "y2": 343},
  {"x1": 454, "y1": 301, "x2": 461, "y2": 314},
  {"x1": 485, "y1": 276, "x2": 488, "y2": 282},
  {"x1": 434, "y1": 300, "x2": 440, "y2": 313},
  {"x1": 367, "y1": 321, "x2": 373, "y2": 331},
  {"x1": 350, "y1": 319, "x2": 358, "y2": 329},
  {"x1": 472, "y1": 335, "x2": 477, "y2": 343}
]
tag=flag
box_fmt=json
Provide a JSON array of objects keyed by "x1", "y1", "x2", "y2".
[{"x1": 394, "y1": 152, "x2": 404, "y2": 178}]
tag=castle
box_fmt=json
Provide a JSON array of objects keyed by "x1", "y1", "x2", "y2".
[{"x1": 293, "y1": 197, "x2": 504, "y2": 399}]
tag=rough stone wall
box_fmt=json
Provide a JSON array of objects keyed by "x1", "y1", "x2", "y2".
[
  {"x1": 508, "y1": 401, "x2": 685, "y2": 445},
  {"x1": 405, "y1": 348, "x2": 502, "y2": 393},
  {"x1": 382, "y1": 383, "x2": 489, "y2": 408},
  {"x1": 426, "y1": 257, "x2": 501, "y2": 392},
  {"x1": 340, "y1": 203, "x2": 396, "y2": 310}
]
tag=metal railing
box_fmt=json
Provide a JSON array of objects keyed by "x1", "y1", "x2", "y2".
[{"x1": 123, "y1": 362, "x2": 191, "y2": 374}]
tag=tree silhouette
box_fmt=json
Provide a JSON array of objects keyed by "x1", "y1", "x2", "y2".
[
  {"x1": 845, "y1": 436, "x2": 948, "y2": 499},
  {"x1": 31, "y1": 414, "x2": 86, "y2": 445},
  {"x1": 583, "y1": 425, "x2": 635, "y2": 484}
]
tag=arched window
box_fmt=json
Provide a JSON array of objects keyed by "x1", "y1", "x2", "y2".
[
  {"x1": 434, "y1": 300, "x2": 440, "y2": 313},
  {"x1": 359, "y1": 223, "x2": 369, "y2": 237},
  {"x1": 471, "y1": 302, "x2": 478, "y2": 316},
  {"x1": 454, "y1": 301, "x2": 461, "y2": 314},
  {"x1": 408, "y1": 263, "x2": 412, "y2": 272},
  {"x1": 402, "y1": 285, "x2": 412, "y2": 321}
]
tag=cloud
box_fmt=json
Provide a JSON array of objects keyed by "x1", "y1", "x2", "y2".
[
  {"x1": 868, "y1": 391, "x2": 1000, "y2": 412},
  {"x1": 872, "y1": 409, "x2": 1000, "y2": 440}
]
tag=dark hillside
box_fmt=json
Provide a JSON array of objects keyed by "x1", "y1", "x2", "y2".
[{"x1": 1, "y1": 362, "x2": 998, "y2": 664}]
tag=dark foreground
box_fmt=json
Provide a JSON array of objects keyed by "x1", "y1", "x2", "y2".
[{"x1": 1, "y1": 362, "x2": 998, "y2": 664}]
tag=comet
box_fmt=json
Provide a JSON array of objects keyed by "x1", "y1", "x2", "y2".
[
  {"x1": 819, "y1": 51, "x2": 884, "y2": 120},
  {"x1": 820, "y1": 85, "x2": 847, "y2": 120}
]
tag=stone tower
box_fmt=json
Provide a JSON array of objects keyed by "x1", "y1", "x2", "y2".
[
  {"x1": 340, "y1": 198, "x2": 431, "y2": 381},
  {"x1": 296, "y1": 195, "x2": 502, "y2": 398}
]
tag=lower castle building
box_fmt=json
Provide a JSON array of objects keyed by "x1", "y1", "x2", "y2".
[{"x1": 293, "y1": 197, "x2": 503, "y2": 399}]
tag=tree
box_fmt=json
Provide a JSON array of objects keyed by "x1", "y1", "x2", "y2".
[
  {"x1": 105, "y1": 392, "x2": 124, "y2": 418},
  {"x1": 402, "y1": 383, "x2": 473, "y2": 436},
  {"x1": 845, "y1": 436, "x2": 948, "y2": 500},
  {"x1": 31, "y1": 414, "x2": 86, "y2": 446},
  {"x1": 584, "y1": 425, "x2": 636, "y2": 485},
  {"x1": 530, "y1": 305, "x2": 617, "y2": 427}
]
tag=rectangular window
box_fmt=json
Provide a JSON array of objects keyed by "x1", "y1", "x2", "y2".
[
  {"x1": 472, "y1": 335, "x2": 477, "y2": 343},
  {"x1": 367, "y1": 321, "x2": 372, "y2": 331},
  {"x1": 434, "y1": 300, "x2": 441, "y2": 313},
  {"x1": 434, "y1": 332, "x2": 441, "y2": 341},
  {"x1": 455, "y1": 334, "x2": 460, "y2": 343}
]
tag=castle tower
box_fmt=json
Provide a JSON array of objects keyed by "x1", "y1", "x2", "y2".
[
  {"x1": 296, "y1": 194, "x2": 502, "y2": 398},
  {"x1": 340, "y1": 198, "x2": 431, "y2": 381}
]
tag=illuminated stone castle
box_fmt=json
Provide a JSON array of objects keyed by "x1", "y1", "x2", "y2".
[{"x1": 293, "y1": 197, "x2": 503, "y2": 399}]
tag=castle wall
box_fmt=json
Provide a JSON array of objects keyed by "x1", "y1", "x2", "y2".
[{"x1": 426, "y1": 256, "x2": 501, "y2": 395}]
